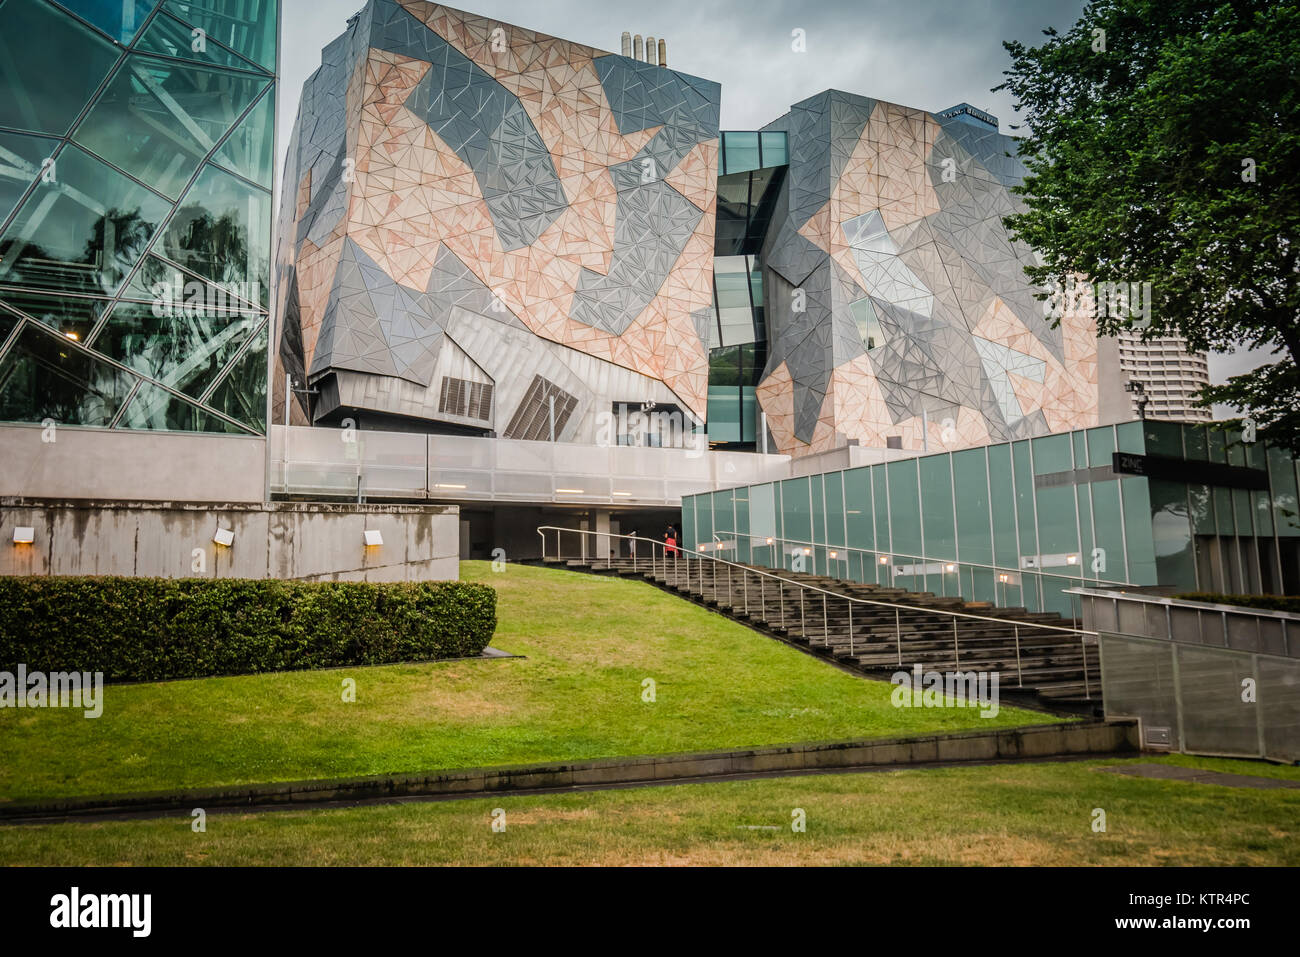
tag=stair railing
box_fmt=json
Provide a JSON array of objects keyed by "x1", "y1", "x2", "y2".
[
  {"x1": 536, "y1": 525, "x2": 1098, "y2": 695},
  {"x1": 733, "y1": 532, "x2": 1132, "y2": 609}
]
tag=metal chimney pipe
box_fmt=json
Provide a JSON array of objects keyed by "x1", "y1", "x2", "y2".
[
  {"x1": 658, "y1": 38, "x2": 667, "y2": 67},
  {"x1": 645, "y1": 36, "x2": 655, "y2": 62},
  {"x1": 633, "y1": 34, "x2": 643, "y2": 60},
  {"x1": 621, "y1": 31, "x2": 630, "y2": 57}
]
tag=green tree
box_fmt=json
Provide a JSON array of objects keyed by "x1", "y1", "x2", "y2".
[{"x1": 998, "y1": 0, "x2": 1300, "y2": 450}]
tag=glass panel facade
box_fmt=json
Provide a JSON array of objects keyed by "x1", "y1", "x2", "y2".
[
  {"x1": 683, "y1": 422, "x2": 1300, "y2": 610},
  {"x1": 0, "y1": 0, "x2": 277, "y2": 435},
  {"x1": 0, "y1": 131, "x2": 61, "y2": 226},
  {"x1": 759, "y1": 131, "x2": 787, "y2": 167},
  {"x1": 0, "y1": 321, "x2": 137, "y2": 427},
  {"x1": 0, "y1": 144, "x2": 172, "y2": 296},
  {"x1": 165, "y1": 0, "x2": 278, "y2": 71},
  {"x1": 720, "y1": 131, "x2": 759, "y2": 175},
  {"x1": 149, "y1": 162, "x2": 270, "y2": 304},
  {"x1": 0, "y1": 0, "x2": 122, "y2": 135},
  {"x1": 136, "y1": 10, "x2": 266, "y2": 72},
  {"x1": 74, "y1": 54, "x2": 270, "y2": 201},
  {"x1": 91, "y1": 300, "x2": 257, "y2": 397},
  {"x1": 55, "y1": 0, "x2": 155, "y2": 44}
]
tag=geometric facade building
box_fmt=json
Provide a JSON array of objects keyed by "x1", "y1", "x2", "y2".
[
  {"x1": 0, "y1": 0, "x2": 278, "y2": 435},
  {"x1": 274, "y1": 0, "x2": 720, "y2": 443},
  {"x1": 755, "y1": 96, "x2": 1099, "y2": 457},
  {"x1": 275, "y1": 5, "x2": 1101, "y2": 460}
]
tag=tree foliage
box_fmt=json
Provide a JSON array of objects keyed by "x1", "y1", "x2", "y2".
[{"x1": 998, "y1": 0, "x2": 1300, "y2": 450}]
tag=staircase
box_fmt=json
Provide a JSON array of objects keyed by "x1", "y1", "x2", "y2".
[{"x1": 545, "y1": 549, "x2": 1101, "y2": 716}]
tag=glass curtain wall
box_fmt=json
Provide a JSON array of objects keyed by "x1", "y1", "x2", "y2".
[
  {"x1": 0, "y1": 0, "x2": 278, "y2": 434},
  {"x1": 685, "y1": 421, "x2": 1300, "y2": 616},
  {"x1": 707, "y1": 132, "x2": 787, "y2": 449}
]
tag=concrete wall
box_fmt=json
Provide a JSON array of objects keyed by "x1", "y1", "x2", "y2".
[
  {"x1": 0, "y1": 425, "x2": 267, "y2": 503},
  {"x1": 0, "y1": 500, "x2": 459, "y2": 582},
  {"x1": 1096, "y1": 334, "x2": 1131, "y2": 425}
]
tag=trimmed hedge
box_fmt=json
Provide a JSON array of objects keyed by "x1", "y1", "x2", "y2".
[
  {"x1": 0, "y1": 576, "x2": 496, "y2": 683},
  {"x1": 1173, "y1": 592, "x2": 1300, "y2": 614}
]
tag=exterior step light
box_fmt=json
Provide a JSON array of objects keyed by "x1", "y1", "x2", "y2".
[
  {"x1": 13, "y1": 526, "x2": 34, "y2": 544},
  {"x1": 363, "y1": 529, "x2": 383, "y2": 547}
]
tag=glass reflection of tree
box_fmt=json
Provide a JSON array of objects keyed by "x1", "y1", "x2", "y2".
[
  {"x1": 81, "y1": 208, "x2": 155, "y2": 294},
  {"x1": 0, "y1": 331, "x2": 124, "y2": 427},
  {"x1": 162, "y1": 207, "x2": 251, "y2": 289}
]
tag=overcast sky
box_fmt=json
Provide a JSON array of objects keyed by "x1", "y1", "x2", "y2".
[{"x1": 273, "y1": 0, "x2": 1270, "y2": 400}]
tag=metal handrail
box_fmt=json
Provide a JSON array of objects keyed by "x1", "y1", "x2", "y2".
[
  {"x1": 536, "y1": 525, "x2": 1096, "y2": 638},
  {"x1": 717, "y1": 531, "x2": 1132, "y2": 590},
  {"x1": 538, "y1": 524, "x2": 1099, "y2": 695}
]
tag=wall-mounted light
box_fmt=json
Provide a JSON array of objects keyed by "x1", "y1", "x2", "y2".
[
  {"x1": 363, "y1": 529, "x2": 383, "y2": 547},
  {"x1": 434, "y1": 483, "x2": 467, "y2": 490},
  {"x1": 829, "y1": 551, "x2": 838, "y2": 559},
  {"x1": 803, "y1": 547, "x2": 811, "y2": 555},
  {"x1": 612, "y1": 491, "x2": 632, "y2": 497},
  {"x1": 879, "y1": 555, "x2": 889, "y2": 565},
  {"x1": 1066, "y1": 554, "x2": 1078, "y2": 565},
  {"x1": 213, "y1": 527, "x2": 234, "y2": 547},
  {"x1": 765, "y1": 537, "x2": 774, "y2": 545},
  {"x1": 945, "y1": 563, "x2": 956, "y2": 572},
  {"x1": 13, "y1": 526, "x2": 34, "y2": 545},
  {"x1": 998, "y1": 573, "x2": 1010, "y2": 583},
  {"x1": 698, "y1": 544, "x2": 707, "y2": 551},
  {"x1": 556, "y1": 488, "x2": 584, "y2": 494}
]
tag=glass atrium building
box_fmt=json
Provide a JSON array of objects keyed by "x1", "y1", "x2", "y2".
[
  {"x1": 684, "y1": 420, "x2": 1300, "y2": 616},
  {"x1": 0, "y1": 0, "x2": 278, "y2": 434}
]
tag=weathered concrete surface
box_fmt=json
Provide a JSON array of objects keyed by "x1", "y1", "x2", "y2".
[
  {"x1": 0, "y1": 424, "x2": 266, "y2": 503},
  {"x1": 0, "y1": 719, "x2": 1139, "y2": 823},
  {"x1": 0, "y1": 500, "x2": 459, "y2": 582}
]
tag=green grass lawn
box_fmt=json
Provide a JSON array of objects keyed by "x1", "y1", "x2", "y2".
[
  {"x1": 2, "y1": 755, "x2": 1295, "y2": 866},
  {"x1": 0, "y1": 562, "x2": 1048, "y2": 804}
]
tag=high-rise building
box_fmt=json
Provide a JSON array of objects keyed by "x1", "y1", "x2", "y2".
[
  {"x1": 0, "y1": 0, "x2": 279, "y2": 435},
  {"x1": 1113, "y1": 331, "x2": 1211, "y2": 422}
]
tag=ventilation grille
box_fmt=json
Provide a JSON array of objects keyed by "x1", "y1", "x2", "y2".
[
  {"x1": 503, "y1": 375, "x2": 578, "y2": 441},
  {"x1": 438, "y1": 377, "x2": 493, "y2": 421}
]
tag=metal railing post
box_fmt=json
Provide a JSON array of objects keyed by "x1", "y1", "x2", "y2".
[
  {"x1": 728, "y1": 562, "x2": 733, "y2": 608},
  {"x1": 848, "y1": 601, "x2": 854, "y2": 657},
  {"x1": 953, "y1": 616, "x2": 960, "y2": 667},
  {"x1": 1081, "y1": 634, "x2": 1091, "y2": 699},
  {"x1": 895, "y1": 607, "x2": 902, "y2": 666},
  {"x1": 823, "y1": 592, "x2": 828, "y2": 641},
  {"x1": 744, "y1": 566, "x2": 749, "y2": 616},
  {"x1": 1014, "y1": 624, "x2": 1023, "y2": 687}
]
